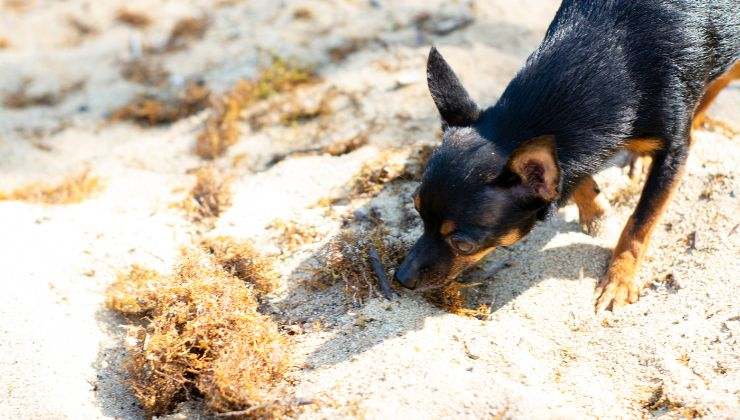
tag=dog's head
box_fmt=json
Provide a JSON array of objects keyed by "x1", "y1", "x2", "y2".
[{"x1": 394, "y1": 47, "x2": 561, "y2": 290}]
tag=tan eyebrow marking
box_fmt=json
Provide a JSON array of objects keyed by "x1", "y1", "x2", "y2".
[
  {"x1": 440, "y1": 220, "x2": 456, "y2": 236},
  {"x1": 413, "y1": 194, "x2": 421, "y2": 210}
]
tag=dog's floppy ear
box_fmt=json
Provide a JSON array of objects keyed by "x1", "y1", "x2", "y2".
[
  {"x1": 427, "y1": 46, "x2": 480, "y2": 127},
  {"x1": 506, "y1": 135, "x2": 561, "y2": 202}
]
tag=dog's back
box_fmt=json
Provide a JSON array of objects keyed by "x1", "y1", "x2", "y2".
[
  {"x1": 545, "y1": 0, "x2": 739, "y2": 78},
  {"x1": 548, "y1": 0, "x2": 738, "y2": 107}
]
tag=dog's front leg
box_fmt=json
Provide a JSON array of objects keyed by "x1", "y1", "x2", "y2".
[
  {"x1": 572, "y1": 175, "x2": 610, "y2": 236},
  {"x1": 595, "y1": 141, "x2": 688, "y2": 312}
]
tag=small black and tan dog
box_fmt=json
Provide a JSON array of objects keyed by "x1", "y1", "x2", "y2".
[{"x1": 395, "y1": 0, "x2": 739, "y2": 311}]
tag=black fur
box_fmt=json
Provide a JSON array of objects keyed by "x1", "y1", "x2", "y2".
[
  {"x1": 395, "y1": 0, "x2": 739, "y2": 290},
  {"x1": 427, "y1": 46, "x2": 481, "y2": 127},
  {"x1": 489, "y1": 0, "x2": 739, "y2": 201}
]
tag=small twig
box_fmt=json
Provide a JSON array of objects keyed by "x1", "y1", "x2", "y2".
[
  {"x1": 461, "y1": 339, "x2": 480, "y2": 360},
  {"x1": 729, "y1": 223, "x2": 739, "y2": 237},
  {"x1": 453, "y1": 334, "x2": 480, "y2": 360},
  {"x1": 368, "y1": 245, "x2": 394, "y2": 300}
]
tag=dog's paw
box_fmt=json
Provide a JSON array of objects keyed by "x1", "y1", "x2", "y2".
[
  {"x1": 580, "y1": 213, "x2": 606, "y2": 236},
  {"x1": 579, "y1": 195, "x2": 609, "y2": 236},
  {"x1": 594, "y1": 272, "x2": 640, "y2": 313},
  {"x1": 628, "y1": 155, "x2": 651, "y2": 183}
]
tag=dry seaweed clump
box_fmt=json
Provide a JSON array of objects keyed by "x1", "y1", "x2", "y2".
[
  {"x1": 699, "y1": 172, "x2": 731, "y2": 200},
  {"x1": 292, "y1": 6, "x2": 314, "y2": 20},
  {"x1": 200, "y1": 236, "x2": 279, "y2": 295},
  {"x1": 111, "y1": 80, "x2": 210, "y2": 125},
  {"x1": 310, "y1": 226, "x2": 405, "y2": 305},
  {"x1": 106, "y1": 251, "x2": 290, "y2": 415},
  {"x1": 180, "y1": 166, "x2": 232, "y2": 223},
  {"x1": 352, "y1": 145, "x2": 436, "y2": 199},
  {"x1": 3, "y1": 0, "x2": 29, "y2": 12},
  {"x1": 67, "y1": 15, "x2": 98, "y2": 36},
  {"x1": 423, "y1": 282, "x2": 492, "y2": 320},
  {"x1": 121, "y1": 59, "x2": 170, "y2": 86},
  {"x1": 249, "y1": 87, "x2": 339, "y2": 130},
  {"x1": 0, "y1": 170, "x2": 102, "y2": 204},
  {"x1": 165, "y1": 16, "x2": 209, "y2": 51},
  {"x1": 4, "y1": 79, "x2": 85, "y2": 109},
  {"x1": 403, "y1": 143, "x2": 436, "y2": 180},
  {"x1": 642, "y1": 384, "x2": 701, "y2": 419},
  {"x1": 321, "y1": 132, "x2": 369, "y2": 156},
  {"x1": 328, "y1": 37, "x2": 371, "y2": 63},
  {"x1": 106, "y1": 265, "x2": 167, "y2": 314},
  {"x1": 115, "y1": 8, "x2": 152, "y2": 28},
  {"x1": 346, "y1": 154, "x2": 407, "y2": 199},
  {"x1": 196, "y1": 58, "x2": 317, "y2": 159},
  {"x1": 4, "y1": 86, "x2": 56, "y2": 108},
  {"x1": 268, "y1": 219, "x2": 320, "y2": 252}
]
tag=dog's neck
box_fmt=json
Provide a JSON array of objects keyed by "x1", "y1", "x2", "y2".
[{"x1": 482, "y1": 73, "x2": 631, "y2": 202}]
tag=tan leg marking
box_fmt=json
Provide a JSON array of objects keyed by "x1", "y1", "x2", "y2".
[
  {"x1": 625, "y1": 138, "x2": 660, "y2": 185},
  {"x1": 595, "y1": 175, "x2": 680, "y2": 312},
  {"x1": 625, "y1": 137, "x2": 663, "y2": 155},
  {"x1": 627, "y1": 155, "x2": 652, "y2": 183},
  {"x1": 572, "y1": 176, "x2": 609, "y2": 235},
  {"x1": 692, "y1": 62, "x2": 740, "y2": 133}
]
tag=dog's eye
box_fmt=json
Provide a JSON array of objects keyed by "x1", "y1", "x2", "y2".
[{"x1": 449, "y1": 235, "x2": 475, "y2": 254}]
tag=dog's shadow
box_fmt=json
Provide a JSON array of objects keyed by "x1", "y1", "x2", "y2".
[{"x1": 472, "y1": 216, "x2": 612, "y2": 313}]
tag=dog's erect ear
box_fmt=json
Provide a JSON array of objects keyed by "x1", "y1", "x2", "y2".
[
  {"x1": 506, "y1": 135, "x2": 561, "y2": 202},
  {"x1": 427, "y1": 47, "x2": 480, "y2": 127}
]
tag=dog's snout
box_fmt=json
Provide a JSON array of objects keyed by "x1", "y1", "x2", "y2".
[
  {"x1": 395, "y1": 233, "x2": 452, "y2": 290},
  {"x1": 396, "y1": 245, "x2": 436, "y2": 289}
]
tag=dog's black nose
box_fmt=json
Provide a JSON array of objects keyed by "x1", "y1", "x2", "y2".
[{"x1": 394, "y1": 265, "x2": 418, "y2": 289}]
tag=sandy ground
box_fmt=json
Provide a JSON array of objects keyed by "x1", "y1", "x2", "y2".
[{"x1": 0, "y1": 0, "x2": 738, "y2": 418}]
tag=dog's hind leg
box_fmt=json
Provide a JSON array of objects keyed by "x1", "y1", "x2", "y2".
[
  {"x1": 692, "y1": 62, "x2": 739, "y2": 136},
  {"x1": 627, "y1": 155, "x2": 652, "y2": 184},
  {"x1": 595, "y1": 137, "x2": 688, "y2": 312}
]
